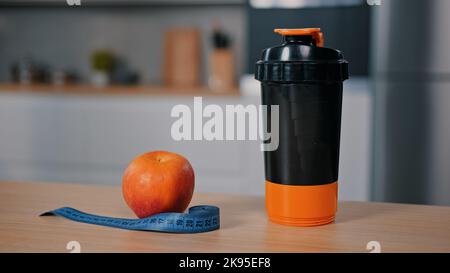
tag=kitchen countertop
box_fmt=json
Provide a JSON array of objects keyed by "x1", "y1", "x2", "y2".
[{"x1": 1, "y1": 181, "x2": 449, "y2": 253}]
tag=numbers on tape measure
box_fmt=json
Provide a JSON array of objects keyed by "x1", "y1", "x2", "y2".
[{"x1": 41, "y1": 205, "x2": 220, "y2": 233}]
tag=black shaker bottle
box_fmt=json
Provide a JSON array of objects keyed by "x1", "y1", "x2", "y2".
[{"x1": 255, "y1": 28, "x2": 348, "y2": 226}]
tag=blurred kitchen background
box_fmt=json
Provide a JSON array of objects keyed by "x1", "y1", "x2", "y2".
[{"x1": 0, "y1": 0, "x2": 449, "y2": 206}]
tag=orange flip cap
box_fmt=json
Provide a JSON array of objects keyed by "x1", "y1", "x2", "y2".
[{"x1": 274, "y1": 28, "x2": 324, "y2": 47}]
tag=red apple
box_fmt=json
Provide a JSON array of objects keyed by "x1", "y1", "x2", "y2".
[{"x1": 122, "y1": 151, "x2": 195, "y2": 218}]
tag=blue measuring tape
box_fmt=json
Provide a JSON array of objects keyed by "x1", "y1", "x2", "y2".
[{"x1": 40, "y1": 205, "x2": 220, "y2": 233}]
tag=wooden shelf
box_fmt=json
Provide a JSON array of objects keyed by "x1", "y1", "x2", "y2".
[{"x1": 0, "y1": 83, "x2": 240, "y2": 97}]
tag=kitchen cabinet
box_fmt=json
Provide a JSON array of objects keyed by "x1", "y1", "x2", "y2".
[
  {"x1": 0, "y1": 78, "x2": 371, "y2": 201},
  {"x1": 0, "y1": 85, "x2": 264, "y2": 195}
]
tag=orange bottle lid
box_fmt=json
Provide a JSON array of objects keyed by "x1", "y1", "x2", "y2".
[{"x1": 274, "y1": 28, "x2": 324, "y2": 47}]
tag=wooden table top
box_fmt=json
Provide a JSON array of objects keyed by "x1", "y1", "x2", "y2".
[{"x1": 1, "y1": 181, "x2": 449, "y2": 253}]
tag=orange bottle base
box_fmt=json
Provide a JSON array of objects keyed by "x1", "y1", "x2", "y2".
[
  {"x1": 266, "y1": 180, "x2": 338, "y2": 227},
  {"x1": 268, "y1": 214, "x2": 335, "y2": 227}
]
